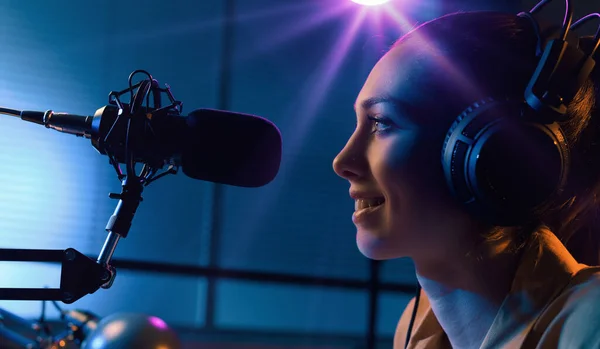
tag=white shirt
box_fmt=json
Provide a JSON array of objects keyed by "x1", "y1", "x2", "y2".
[{"x1": 395, "y1": 229, "x2": 600, "y2": 349}]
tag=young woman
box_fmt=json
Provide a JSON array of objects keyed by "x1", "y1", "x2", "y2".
[{"x1": 333, "y1": 6, "x2": 600, "y2": 349}]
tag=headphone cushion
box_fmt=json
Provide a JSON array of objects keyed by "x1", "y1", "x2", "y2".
[{"x1": 441, "y1": 97, "x2": 570, "y2": 226}]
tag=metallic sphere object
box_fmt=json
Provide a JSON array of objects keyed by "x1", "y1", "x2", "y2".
[{"x1": 81, "y1": 313, "x2": 181, "y2": 349}]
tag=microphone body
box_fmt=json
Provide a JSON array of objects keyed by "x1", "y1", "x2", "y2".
[
  {"x1": 20, "y1": 110, "x2": 95, "y2": 137},
  {"x1": 18, "y1": 105, "x2": 282, "y2": 187}
]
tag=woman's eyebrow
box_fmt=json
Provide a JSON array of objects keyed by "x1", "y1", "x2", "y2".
[{"x1": 354, "y1": 95, "x2": 407, "y2": 111}]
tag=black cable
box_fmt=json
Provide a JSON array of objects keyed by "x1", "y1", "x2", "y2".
[
  {"x1": 529, "y1": 0, "x2": 573, "y2": 40},
  {"x1": 559, "y1": 0, "x2": 573, "y2": 40},
  {"x1": 127, "y1": 70, "x2": 153, "y2": 113},
  {"x1": 39, "y1": 300, "x2": 46, "y2": 323},
  {"x1": 569, "y1": 13, "x2": 600, "y2": 56},
  {"x1": 0, "y1": 107, "x2": 21, "y2": 117},
  {"x1": 529, "y1": 0, "x2": 551, "y2": 14},
  {"x1": 594, "y1": 27, "x2": 600, "y2": 57},
  {"x1": 518, "y1": 11, "x2": 544, "y2": 57},
  {"x1": 404, "y1": 283, "x2": 421, "y2": 349},
  {"x1": 38, "y1": 300, "x2": 52, "y2": 336},
  {"x1": 50, "y1": 300, "x2": 65, "y2": 321},
  {"x1": 124, "y1": 76, "x2": 152, "y2": 178},
  {"x1": 570, "y1": 13, "x2": 600, "y2": 30}
]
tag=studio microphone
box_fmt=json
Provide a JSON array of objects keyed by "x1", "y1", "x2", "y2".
[{"x1": 17, "y1": 104, "x2": 282, "y2": 188}]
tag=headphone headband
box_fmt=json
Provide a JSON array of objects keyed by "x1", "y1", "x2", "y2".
[{"x1": 519, "y1": 9, "x2": 596, "y2": 122}]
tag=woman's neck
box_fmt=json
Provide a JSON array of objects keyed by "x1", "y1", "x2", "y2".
[{"x1": 413, "y1": 238, "x2": 522, "y2": 349}]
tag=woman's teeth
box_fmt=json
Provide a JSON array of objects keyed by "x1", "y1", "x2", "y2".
[{"x1": 355, "y1": 198, "x2": 385, "y2": 211}]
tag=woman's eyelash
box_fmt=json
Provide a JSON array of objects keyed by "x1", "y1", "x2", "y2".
[{"x1": 367, "y1": 115, "x2": 395, "y2": 134}]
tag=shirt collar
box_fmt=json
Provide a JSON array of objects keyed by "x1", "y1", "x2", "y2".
[{"x1": 480, "y1": 229, "x2": 584, "y2": 348}]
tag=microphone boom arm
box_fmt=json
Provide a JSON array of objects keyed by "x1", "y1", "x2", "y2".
[
  {"x1": 0, "y1": 172, "x2": 145, "y2": 304},
  {"x1": 0, "y1": 248, "x2": 110, "y2": 304}
]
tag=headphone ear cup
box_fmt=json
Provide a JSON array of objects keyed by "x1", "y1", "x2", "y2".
[{"x1": 441, "y1": 98, "x2": 570, "y2": 226}]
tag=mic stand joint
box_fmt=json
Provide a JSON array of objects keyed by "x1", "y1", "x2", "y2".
[{"x1": 98, "y1": 177, "x2": 144, "y2": 289}]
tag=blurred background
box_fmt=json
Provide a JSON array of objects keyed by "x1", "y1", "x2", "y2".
[{"x1": 0, "y1": 0, "x2": 598, "y2": 348}]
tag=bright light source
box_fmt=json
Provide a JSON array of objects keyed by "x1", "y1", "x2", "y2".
[{"x1": 351, "y1": 0, "x2": 390, "y2": 6}]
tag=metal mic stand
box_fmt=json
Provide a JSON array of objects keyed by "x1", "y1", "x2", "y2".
[{"x1": 0, "y1": 70, "x2": 182, "y2": 304}]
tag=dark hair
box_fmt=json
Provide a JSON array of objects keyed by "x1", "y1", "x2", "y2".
[{"x1": 394, "y1": 12, "x2": 600, "y2": 264}]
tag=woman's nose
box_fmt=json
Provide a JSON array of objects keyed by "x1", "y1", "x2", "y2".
[{"x1": 333, "y1": 138, "x2": 366, "y2": 181}]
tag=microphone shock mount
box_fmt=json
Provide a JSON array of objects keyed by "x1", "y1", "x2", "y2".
[{"x1": 0, "y1": 70, "x2": 182, "y2": 304}]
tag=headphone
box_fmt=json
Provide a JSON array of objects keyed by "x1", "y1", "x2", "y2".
[
  {"x1": 406, "y1": 1, "x2": 599, "y2": 348},
  {"x1": 440, "y1": 0, "x2": 598, "y2": 227}
]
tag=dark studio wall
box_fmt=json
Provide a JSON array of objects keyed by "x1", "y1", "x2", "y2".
[{"x1": 0, "y1": 0, "x2": 596, "y2": 348}]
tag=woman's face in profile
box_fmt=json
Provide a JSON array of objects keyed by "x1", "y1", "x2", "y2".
[{"x1": 333, "y1": 42, "x2": 473, "y2": 261}]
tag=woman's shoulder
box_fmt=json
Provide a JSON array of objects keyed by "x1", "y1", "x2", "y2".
[
  {"x1": 539, "y1": 266, "x2": 600, "y2": 348},
  {"x1": 561, "y1": 266, "x2": 600, "y2": 308}
]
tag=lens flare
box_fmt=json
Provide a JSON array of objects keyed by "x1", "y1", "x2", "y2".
[{"x1": 351, "y1": 0, "x2": 390, "y2": 6}]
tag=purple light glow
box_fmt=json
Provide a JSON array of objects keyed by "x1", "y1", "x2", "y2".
[
  {"x1": 221, "y1": 0, "x2": 454, "y2": 260},
  {"x1": 149, "y1": 316, "x2": 168, "y2": 330},
  {"x1": 351, "y1": 0, "x2": 390, "y2": 6}
]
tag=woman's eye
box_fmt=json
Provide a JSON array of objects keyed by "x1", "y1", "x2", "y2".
[{"x1": 367, "y1": 115, "x2": 394, "y2": 134}]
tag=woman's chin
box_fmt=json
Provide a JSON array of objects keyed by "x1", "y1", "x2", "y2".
[{"x1": 356, "y1": 230, "x2": 401, "y2": 260}]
